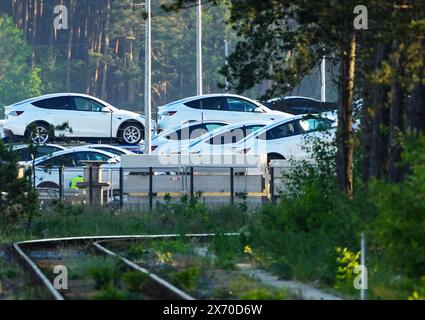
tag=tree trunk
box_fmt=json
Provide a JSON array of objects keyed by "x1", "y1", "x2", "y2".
[
  {"x1": 336, "y1": 32, "x2": 356, "y2": 196},
  {"x1": 367, "y1": 43, "x2": 390, "y2": 179},
  {"x1": 388, "y1": 44, "x2": 405, "y2": 182},
  {"x1": 100, "y1": 0, "x2": 110, "y2": 100}
]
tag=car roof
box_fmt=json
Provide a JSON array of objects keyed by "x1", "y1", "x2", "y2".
[
  {"x1": 160, "y1": 93, "x2": 268, "y2": 109},
  {"x1": 12, "y1": 143, "x2": 67, "y2": 151},
  {"x1": 70, "y1": 144, "x2": 135, "y2": 154},
  {"x1": 189, "y1": 120, "x2": 272, "y2": 147},
  {"x1": 11, "y1": 93, "x2": 112, "y2": 107},
  {"x1": 267, "y1": 96, "x2": 322, "y2": 103},
  {"x1": 237, "y1": 114, "x2": 335, "y2": 144},
  {"x1": 33, "y1": 147, "x2": 119, "y2": 165}
]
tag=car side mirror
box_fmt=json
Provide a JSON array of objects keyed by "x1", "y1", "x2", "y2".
[
  {"x1": 254, "y1": 107, "x2": 263, "y2": 113},
  {"x1": 102, "y1": 107, "x2": 111, "y2": 113}
]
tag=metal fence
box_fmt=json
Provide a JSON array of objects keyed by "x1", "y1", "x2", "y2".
[{"x1": 33, "y1": 156, "x2": 297, "y2": 209}]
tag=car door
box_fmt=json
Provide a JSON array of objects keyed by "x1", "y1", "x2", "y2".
[
  {"x1": 32, "y1": 96, "x2": 77, "y2": 137},
  {"x1": 68, "y1": 96, "x2": 112, "y2": 137},
  {"x1": 254, "y1": 121, "x2": 304, "y2": 158},
  {"x1": 34, "y1": 153, "x2": 79, "y2": 191}
]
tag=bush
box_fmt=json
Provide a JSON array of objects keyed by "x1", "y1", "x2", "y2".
[{"x1": 370, "y1": 135, "x2": 425, "y2": 278}]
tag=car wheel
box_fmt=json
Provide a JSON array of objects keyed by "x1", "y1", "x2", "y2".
[
  {"x1": 37, "y1": 181, "x2": 60, "y2": 189},
  {"x1": 267, "y1": 153, "x2": 285, "y2": 165},
  {"x1": 27, "y1": 123, "x2": 51, "y2": 144},
  {"x1": 120, "y1": 123, "x2": 144, "y2": 145}
]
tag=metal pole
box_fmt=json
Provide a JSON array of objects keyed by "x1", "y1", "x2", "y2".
[
  {"x1": 224, "y1": 36, "x2": 229, "y2": 92},
  {"x1": 230, "y1": 167, "x2": 234, "y2": 205},
  {"x1": 190, "y1": 166, "x2": 194, "y2": 200},
  {"x1": 196, "y1": 0, "x2": 203, "y2": 95},
  {"x1": 269, "y1": 166, "x2": 275, "y2": 203},
  {"x1": 361, "y1": 232, "x2": 367, "y2": 300},
  {"x1": 144, "y1": 0, "x2": 152, "y2": 154},
  {"x1": 321, "y1": 56, "x2": 326, "y2": 102},
  {"x1": 59, "y1": 166, "x2": 64, "y2": 201},
  {"x1": 119, "y1": 167, "x2": 124, "y2": 208},
  {"x1": 89, "y1": 166, "x2": 93, "y2": 206},
  {"x1": 149, "y1": 166, "x2": 153, "y2": 210}
]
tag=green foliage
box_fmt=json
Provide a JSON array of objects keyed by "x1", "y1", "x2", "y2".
[
  {"x1": 240, "y1": 288, "x2": 286, "y2": 300},
  {"x1": 0, "y1": 15, "x2": 42, "y2": 111},
  {"x1": 370, "y1": 134, "x2": 425, "y2": 278},
  {"x1": 210, "y1": 233, "x2": 244, "y2": 270},
  {"x1": 87, "y1": 258, "x2": 122, "y2": 290},
  {"x1": 93, "y1": 284, "x2": 125, "y2": 300},
  {"x1": 170, "y1": 267, "x2": 200, "y2": 292},
  {"x1": 0, "y1": 140, "x2": 38, "y2": 235},
  {"x1": 334, "y1": 247, "x2": 360, "y2": 294},
  {"x1": 122, "y1": 271, "x2": 149, "y2": 293}
]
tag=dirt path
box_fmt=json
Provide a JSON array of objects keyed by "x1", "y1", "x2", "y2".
[{"x1": 238, "y1": 263, "x2": 342, "y2": 300}]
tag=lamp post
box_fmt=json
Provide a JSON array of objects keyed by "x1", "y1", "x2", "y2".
[
  {"x1": 196, "y1": 0, "x2": 203, "y2": 96},
  {"x1": 144, "y1": 0, "x2": 152, "y2": 154}
]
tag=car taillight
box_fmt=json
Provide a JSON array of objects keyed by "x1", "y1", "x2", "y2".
[
  {"x1": 236, "y1": 148, "x2": 251, "y2": 155},
  {"x1": 164, "y1": 111, "x2": 177, "y2": 117},
  {"x1": 9, "y1": 111, "x2": 24, "y2": 116}
]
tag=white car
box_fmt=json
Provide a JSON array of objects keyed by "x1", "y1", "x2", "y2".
[
  {"x1": 157, "y1": 94, "x2": 293, "y2": 131},
  {"x1": 232, "y1": 115, "x2": 336, "y2": 162},
  {"x1": 186, "y1": 120, "x2": 271, "y2": 155},
  {"x1": 150, "y1": 120, "x2": 229, "y2": 154},
  {"x1": 3, "y1": 93, "x2": 156, "y2": 145},
  {"x1": 31, "y1": 148, "x2": 121, "y2": 194}
]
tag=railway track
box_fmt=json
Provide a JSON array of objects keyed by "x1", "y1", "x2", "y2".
[{"x1": 12, "y1": 234, "x2": 237, "y2": 300}]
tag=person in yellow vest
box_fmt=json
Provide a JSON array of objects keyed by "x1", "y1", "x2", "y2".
[{"x1": 70, "y1": 176, "x2": 84, "y2": 189}]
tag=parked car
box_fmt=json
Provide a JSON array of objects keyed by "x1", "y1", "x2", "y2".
[
  {"x1": 30, "y1": 148, "x2": 121, "y2": 194},
  {"x1": 3, "y1": 93, "x2": 156, "y2": 145},
  {"x1": 149, "y1": 120, "x2": 229, "y2": 154},
  {"x1": 232, "y1": 115, "x2": 336, "y2": 162},
  {"x1": 157, "y1": 94, "x2": 293, "y2": 131},
  {"x1": 264, "y1": 96, "x2": 338, "y2": 115},
  {"x1": 185, "y1": 120, "x2": 271, "y2": 155},
  {"x1": 12, "y1": 143, "x2": 67, "y2": 162}
]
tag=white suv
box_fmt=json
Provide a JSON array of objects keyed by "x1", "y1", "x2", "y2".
[
  {"x1": 157, "y1": 94, "x2": 293, "y2": 131},
  {"x1": 3, "y1": 93, "x2": 156, "y2": 145}
]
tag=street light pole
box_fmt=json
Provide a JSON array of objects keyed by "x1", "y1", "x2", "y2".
[
  {"x1": 144, "y1": 0, "x2": 152, "y2": 154},
  {"x1": 224, "y1": 36, "x2": 229, "y2": 92},
  {"x1": 321, "y1": 56, "x2": 326, "y2": 102},
  {"x1": 196, "y1": 0, "x2": 203, "y2": 96}
]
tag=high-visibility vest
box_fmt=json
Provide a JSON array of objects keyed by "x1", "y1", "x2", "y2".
[{"x1": 70, "y1": 176, "x2": 84, "y2": 189}]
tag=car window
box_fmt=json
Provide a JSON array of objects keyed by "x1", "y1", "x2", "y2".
[
  {"x1": 298, "y1": 118, "x2": 333, "y2": 132},
  {"x1": 166, "y1": 124, "x2": 209, "y2": 140},
  {"x1": 207, "y1": 125, "x2": 266, "y2": 145},
  {"x1": 73, "y1": 97, "x2": 105, "y2": 112},
  {"x1": 205, "y1": 123, "x2": 226, "y2": 131},
  {"x1": 257, "y1": 121, "x2": 303, "y2": 140},
  {"x1": 39, "y1": 154, "x2": 77, "y2": 167},
  {"x1": 225, "y1": 98, "x2": 259, "y2": 112},
  {"x1": 32, "y1": 97, "x2": 72, "y2": 110},
  {"x1": 184, "y1": 99, "x2": 202, "y2": 109},
  {"x1": 74, "y1": 151, "x2": 111, "y2": 164},
  {"x1": 16, "y1": 146, "x2": 63, "y2": 162},
  {"x1": 94, "y1": 147, "x2": 124, "y2": 156}
]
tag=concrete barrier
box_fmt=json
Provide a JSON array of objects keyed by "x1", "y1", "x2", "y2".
[{"x1": 121, "y1": 154, "x2": 267, "y2": 195}]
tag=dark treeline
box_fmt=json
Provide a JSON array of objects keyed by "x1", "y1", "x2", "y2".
[{"x1": 0, "y1": 0, "x2": 230, "y2": 111}]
